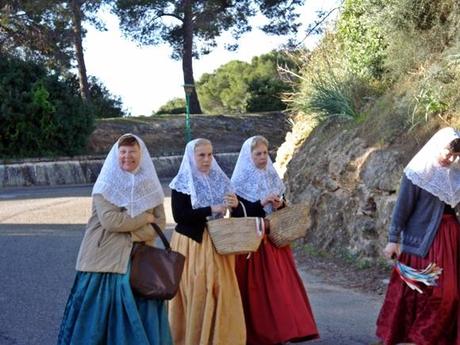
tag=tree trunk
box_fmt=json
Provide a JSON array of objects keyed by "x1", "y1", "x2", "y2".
[
  {"x1": 182, "y1": 0, "x2": 202, "y2": 114},
  {"x1": 70, "y1": 0, "x2": 90, "y2": 102}
]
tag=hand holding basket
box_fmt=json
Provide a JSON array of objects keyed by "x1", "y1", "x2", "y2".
[
  {"x1": 266, "y1": 203, "x2": 310, "y2": 248},
  {"x1": 207, "y1": 203, "x2": 264, "y2": 255}
]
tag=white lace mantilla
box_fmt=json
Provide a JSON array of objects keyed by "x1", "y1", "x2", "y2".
[
  {"x1": 169, "y1": 139, "x2": 233, "y2": 209},
  {"x1": 404, "y1": 127, "x2": 460, "y2": 207},
  {"x1": 231, "y1": 136, "x2": 285, "y2": 213},
  {"x1": 92, "y1": 134, "x2": 164, "y2": 217}
]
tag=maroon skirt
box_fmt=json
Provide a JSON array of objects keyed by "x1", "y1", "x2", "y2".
[
  {"x1": 376, "y1": 214, "x2": 460, "y2": 345},
  {"x1": 235, "y1": 239, "x2": 319, "y2": 345}
]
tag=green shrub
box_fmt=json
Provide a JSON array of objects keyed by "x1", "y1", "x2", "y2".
[
  {"x1": 196, "y1": 50, "x2": 297, "y2": 114},
  {"x1": 197, "y1": 60, "x2": 252, "y2": 114},
  {"x1": 369, "y1": 0, "x2": 458, "y2": 81},
  {"x1": 336, "y1": 0, "x2": 387, "y2": 81},
  {"x1": 154, "y1": 98, "x2": 186, "y2": 115},
  {"x1": 0, "y1": 54, "x2": 94, "y2": 158},
  {"x1": 65, "y1": 76, "x2": 125, "y2": 118}
]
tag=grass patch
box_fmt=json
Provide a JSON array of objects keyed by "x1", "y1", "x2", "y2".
[
  {"x1": 293, "y1": 242, "x2": 327, "y2": 258},
  {"x1": 335, "y1": 248, "x2": 380, "y2": 271},
  {"x1": 307, "y1": 74, "x2": 360, "y2": 120}
]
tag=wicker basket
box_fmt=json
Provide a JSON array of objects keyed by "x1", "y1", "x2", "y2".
[
  {"x1": 207, "y1": 203, "x2": 264, "y2": 255},
  {"x1": 266, "y1": 203, "x2": 309, "y2": 248}
]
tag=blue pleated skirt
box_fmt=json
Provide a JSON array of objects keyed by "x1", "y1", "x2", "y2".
[{"x1": 57, "y1": 266, "x2": 172, "y2": 345}]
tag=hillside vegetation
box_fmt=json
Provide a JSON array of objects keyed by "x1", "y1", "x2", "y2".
[
  {"x1": 278, "y1": 0, "x2": 460, "y2": 263},
  {"x1": 282, "y1": 0, "x2": 460, "y2": 156}
]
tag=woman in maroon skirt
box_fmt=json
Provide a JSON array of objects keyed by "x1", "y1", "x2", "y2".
[
  {"x1": 376, "y1": 127, "x2": 460, "y2": 345},
  {"x1": 230, "y1": 135, "x2": 319, "y2": 345}
]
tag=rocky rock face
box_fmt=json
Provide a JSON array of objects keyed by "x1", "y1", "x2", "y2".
[
  {"x1": 281, "y1": 120, "x2": 433, "y2": 261},
  {"x1": 88, "y1": 112, "x2": 290, "y2": 156}
]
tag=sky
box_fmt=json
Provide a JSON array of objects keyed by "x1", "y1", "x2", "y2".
[{"x1": 83, "y1": 1, "x2": 339, "y2": 116}]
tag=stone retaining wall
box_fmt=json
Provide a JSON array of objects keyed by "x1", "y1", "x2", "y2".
[{"x1": 0, "y1": 153, "x2": 239, "y2": 188}]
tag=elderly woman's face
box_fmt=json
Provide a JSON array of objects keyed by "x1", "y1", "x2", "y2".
[
  {"x1": 438, "y1": 146, "x2": 460, "y2": 167},
  {"x1": 251, "y1": 143, "x2": 269, "y2": 169},
  {"x1": 118, "y1": 144, "x2": 141, "y2": 172},
  {"x1": 194, "y1": 143, "x2": 213, "y2": 174}
]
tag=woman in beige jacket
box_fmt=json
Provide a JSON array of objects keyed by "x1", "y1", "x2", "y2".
[{"x1": 57, "y1": 134, "x2": 172, "y2": 345}]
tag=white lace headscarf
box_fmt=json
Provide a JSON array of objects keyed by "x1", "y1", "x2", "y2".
[
  {"x1": 169, "y1": 138, "x2": 233, "y2": 209},
  {"x1": 92, "y1": 134, "x2": 164, "y2": 216},
  {"x1": 231, "y1": 136, "x2": 285, "y2": 213},
  {"x1": 404, "y1": 127, "x2": 460, "y2": 207}
]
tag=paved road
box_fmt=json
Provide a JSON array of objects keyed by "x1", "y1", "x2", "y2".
[{"x1": 0, "y1": 185, "x2": 383, "y2": 345}]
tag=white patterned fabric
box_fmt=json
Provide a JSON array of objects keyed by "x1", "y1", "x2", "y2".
[
  {"x1": 92, "y1": 134, "x2": 164, "y2": 217},
  {"x1": 169, "y1": 139, "x2": 233, "y2": 209},
  {"x1": 404, "y1": 127, "x2": 460, "y2": 207},
  {"x1": 231, "y1": 136, "x2": 285, "y2": 213}
]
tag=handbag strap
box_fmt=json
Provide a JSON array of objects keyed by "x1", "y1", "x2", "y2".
[{"x1": 151, "y1": 223, "x2": 172, "y2": 251}]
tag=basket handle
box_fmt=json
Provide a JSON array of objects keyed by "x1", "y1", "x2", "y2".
[
  {"x1": 255, "y1": 217, "x2": 264, "y2": 237},
  {"x1": 243, "y1": 205, "x2": 265, "y2": 260},
  {"x1": 238, "y1": 202, "x2": 262, "y2": 235},
  {"x1": 240, "y1": 201, "x2": 248, "y2": 218}
]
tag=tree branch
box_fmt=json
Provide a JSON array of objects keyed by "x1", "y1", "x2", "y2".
[
  {"x1": 158, "y1": 12, "x2": 183, "y2": 22},
  {"x1": 278, "y1": 64, "x2": 306, "y2": 81},
  {"x1": 295, "y1": 6, "x2": 341, "y2": 47}
]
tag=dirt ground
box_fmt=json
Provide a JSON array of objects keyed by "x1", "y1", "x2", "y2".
[{"x1": 293, "y1": 248, "x2": 392, "y2": 297}]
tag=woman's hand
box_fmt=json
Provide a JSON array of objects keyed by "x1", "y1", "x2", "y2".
[
  {"x1": 211, "y1": 204, "x2": 227, "y2": 215},
  {"x1": 261, "y1": 193, "x2": 279, "y2": 207},
  {"x1": 223, "y1": 193, "x2": 239, "y2": 209},
  {"x1": 146, "y1": 213, "x2": 155, "y2": 224},
  {"x1": 271, "y1": 196, "x2": 283, "y2": 210},
  {"x1": 131, "y1": 224, "x2": 155, "y2": 243},
  {"x1": 383, "y1": 242, "x2": 401, "y2": 259}
]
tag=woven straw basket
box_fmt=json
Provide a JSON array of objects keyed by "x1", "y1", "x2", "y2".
[
  {"x1": 266, "y1": 203, "x2": 309, "y2": 248},
  {"x1": 207, "y1": 203, "x2": 264, "y2": 255}
]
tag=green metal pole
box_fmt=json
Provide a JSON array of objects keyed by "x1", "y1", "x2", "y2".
[{"x1": 185, "y1": 93, "x2": 191, "y2": 143}]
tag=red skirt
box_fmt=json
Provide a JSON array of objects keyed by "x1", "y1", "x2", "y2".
[
  {"x1": 235, "y1": 239, "x2": 319, "y2": 345},
  {"x1": 376, "y1": 214, "x2": 460, "y2": 345}
]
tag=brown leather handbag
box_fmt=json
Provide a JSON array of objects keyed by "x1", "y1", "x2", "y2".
[{"x1": 130, "y1": 223, "x2": 185, "y2": 300}]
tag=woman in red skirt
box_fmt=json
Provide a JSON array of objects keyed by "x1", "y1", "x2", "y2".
[
  {"x1": 231, "y1": 135, "x2": 319, "y2": 345},
  {"x1": 376, "y1": 127, "x2": 460, "y2": 345}
]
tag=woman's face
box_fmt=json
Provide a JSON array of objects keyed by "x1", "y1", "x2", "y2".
[
  {"x1": 437, "y1": 147, "x2": 460, "y2": 167},
  {"x1": 251, "y1": 143, "x2": 269, "y2": 169},
  {"x1": 118, "y1": 144, "x2": 141, "y2": 172},
  {"x1": 194, "y1": 143, "x2": 213, "y2": 174}
]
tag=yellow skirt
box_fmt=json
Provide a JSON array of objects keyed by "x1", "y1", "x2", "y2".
[{"x1": 168, "y1": 230, "x2": 246, "y2": 345}]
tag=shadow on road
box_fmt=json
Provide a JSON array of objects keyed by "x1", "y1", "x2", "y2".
[
  {"x1": 0, "y1": 224, "x2": 86, "y2": 235},
  {"x1": 1, "y1": 180, "x2": 173, "y2": 201}
]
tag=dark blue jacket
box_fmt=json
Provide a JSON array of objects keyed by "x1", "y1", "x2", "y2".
[{"x1": 389, "y1": 174, "x2": 450, "y2": 257}]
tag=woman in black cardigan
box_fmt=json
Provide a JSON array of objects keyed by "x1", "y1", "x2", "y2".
[{"x1": 168, "y1": 138, "x2": 246, "y2": 345}]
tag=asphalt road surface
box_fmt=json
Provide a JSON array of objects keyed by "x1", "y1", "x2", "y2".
[{"x1": 0, "y1": 184, "x2": 383, "y2": 345}]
